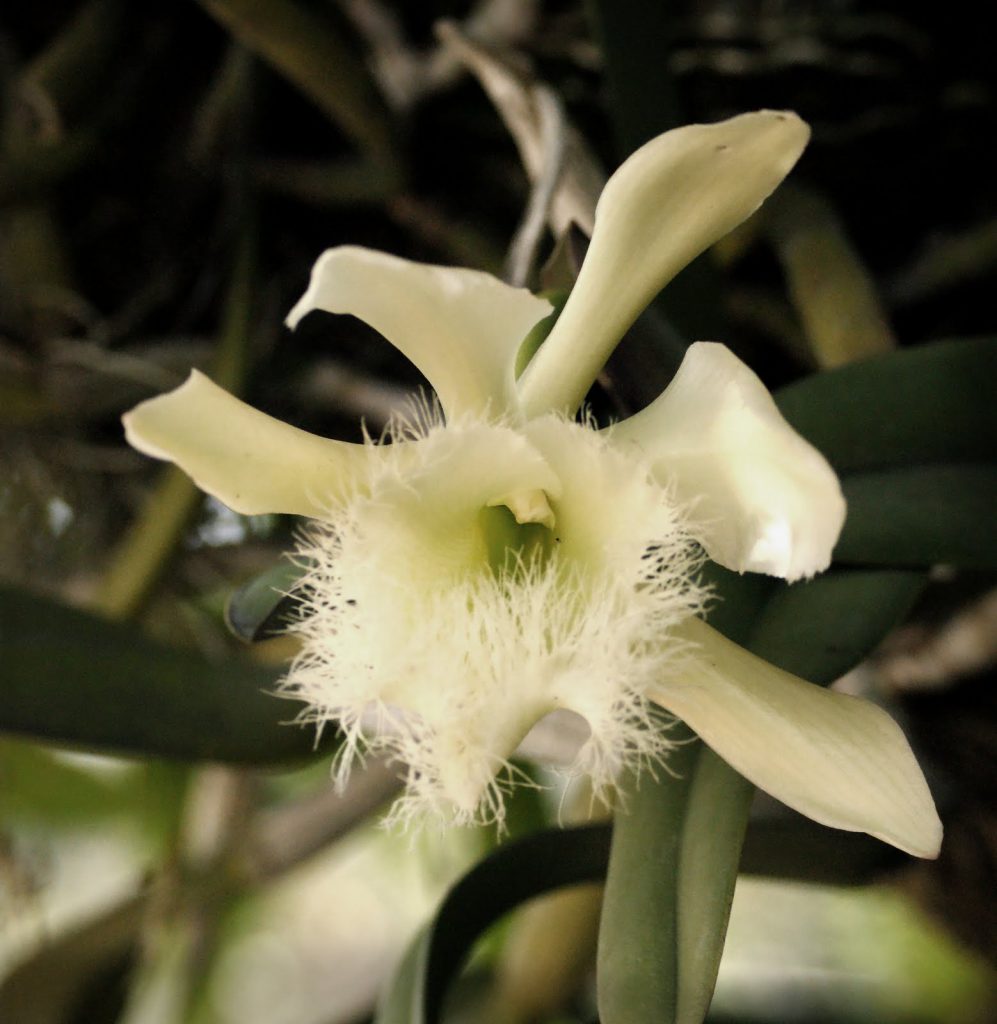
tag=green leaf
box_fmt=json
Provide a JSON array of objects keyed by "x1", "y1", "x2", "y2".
[
  {"x1": 786, "y1": 346, "x2": 997, "y2": 576},
  {"x1": 836, "y1": 464, "x2": 997, "y2": 568},
  {"x1": 598, "y1": 563, "x2": 926, "y2": 1024},
  {"x1": 740, "y1": 814, "x2": 904, "y2": 885},
  {"x1": 225, "y1": 559, "x2": 307, "y2": 642},
  {"x1": 746, "y1": 569, "x2": 926, "y2": 683},
  {"x1": 0, "y1": 738, "x2": 188, "y2": 848},
  {"x1": 776, "y1": 338, "x2": 997, "y2": 471},
  {"x1": 376, "y1": 825, "x2": 611, "y2": 1024},
  {"x1": 597, "y1": 733, "x2": 753, "y2": 1024},
  {"x1": 673, "y1": 751, "x2": 754, "y2": 1022},
  {"x1": 197, "y1": 0, "x2": 397, "y2": 165},
  {"x1": 700, "y1": 563, "x2": 777, "y2": 644},
  {"x1": 0, "y1": 738, "x2": 130, "y2": 825},
  {"x1": 0, "y1": 585, "x2": 328, "y2": 764},
  {"x1": 516, "y1": 293, "x2": 567, "y2": 379},
  {"x1": 705, "y1": 562, "x2": 933, "y2": 698}
]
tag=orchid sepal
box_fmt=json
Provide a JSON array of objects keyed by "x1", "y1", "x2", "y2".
[{"x1": 518, "y1": 110, "x2": 810, "y2": 417}]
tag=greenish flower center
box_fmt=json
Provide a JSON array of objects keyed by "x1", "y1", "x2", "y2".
[{"x1": 479, "y1": 503, "x2": 558, "y2": 574}]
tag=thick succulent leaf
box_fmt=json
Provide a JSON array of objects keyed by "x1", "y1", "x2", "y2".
[
  {"x1": 286, "y1": 246, "x2": 551, "y2": 419},
  {"x1": 611, "y1": 342, "x2": 845, "y2": 581},
  {"x1": 519, "y1": 110, "x2": 809, "y2": 416},
  {"x1": 376, "y1": 825, "x2": 611, "y2": 1024},
  {"x1": 595, "y1": 562, "x2": 929, "y2": 1024},
  {"x1": 673, "y1": 749, "x2": 755, "y2": 1023},
  {"x1": 225, "y1": 559, "x2": 309, "y2": 642},
  {"x1": 836, "y1": 464, "x2": 997, "y2": 568},
  {"x1": 739, "y1": 814, "x2": 905, "y2": 885},
  {"x1": 776, "y1": 338, "x2": 997, "y2": 471},
  {"x1": 0, "y1": 585, "x2": 326, "y2": 763},
  {"x1": 697, "y1": 562, "x2": 777, "y2": 642},
  {"x1": 746, "y1": 569, "x2": 926, "y2": 682},
  {"x1": 598, "y1": 734, "x2": 753, "y2": 1024}
]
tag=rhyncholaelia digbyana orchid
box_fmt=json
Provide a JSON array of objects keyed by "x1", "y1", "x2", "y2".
[{"x1": 123, "y1": 111, "x2": 942, "y2": 858}]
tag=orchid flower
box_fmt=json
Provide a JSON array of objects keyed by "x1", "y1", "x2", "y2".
[{"x1": 123, "y1": 112, "x2": 941, "y2": 858}]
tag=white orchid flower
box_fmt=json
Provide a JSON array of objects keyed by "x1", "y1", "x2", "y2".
[{"x1": 123, "y1": 112, "x2": 941, "y2": 858}]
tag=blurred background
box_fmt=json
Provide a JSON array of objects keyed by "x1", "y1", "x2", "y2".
[{"x1": 1, "y1": 1, "x2": 996, "y2": 1022}]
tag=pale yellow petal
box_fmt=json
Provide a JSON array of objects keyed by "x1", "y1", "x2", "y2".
[
  {"x1": 122, "y1": 370, "x2": 368, "y2": 518},
  {"x1": 525, "y1": 415, "x2": 686, "y2": 576},
  {"x1": 286, "y1": 246, "x2": 552, "y2": 419},
  {"x1": 611, "y1": 342, "x2": 845, "y2": 581},
  {"x1": 519, "y1": 111, "x2": 810, "y2": 415},
  {"x1": 651, "y1": 618, "x2": 942, "y2": 858}
]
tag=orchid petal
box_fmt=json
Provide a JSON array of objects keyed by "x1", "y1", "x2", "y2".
[
  {"x1": 122, "y1": 370, "x2": 369, "y2": 518},
  {"x1": 286, "y1": 246, "x2": 552, "y2": 419},
  {"x1": 519, "y1": 111, "x2": 810, "y2": 416},
  {"x1": 611, "y1": 342, "x2": 845, "y2": 581},
  {"x1": 651, "y1": 618, "x2": 942, "y2": 858},
  {"x1": 371, "y1": 421, "x2": 562, "y2": 579},
  {"x1": 525, "y1": 415, "x2": 686, "y2": 577}
]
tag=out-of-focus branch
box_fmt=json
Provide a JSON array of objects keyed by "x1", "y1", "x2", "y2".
[
  {"x1": 94, "y1": 232, "x2": 255, "y2": 621},
  {"x1": 436, "y1": 20, "x2": 604, "y2": 238},
  {"x1": 765, "y1": 184, "x2": 896, "y2": 368},
  {"x1": 504, "y1": 85, "x2": 565, "y2": 286},
  {"x1": 197, "y1": 0, "x2": 397, "y2": 167},
  {"x1": 890, "y1": 217, "x2": 997, "y2": 305},
  {"x1": 877, "y1": 588, "x2": 997, "y2": 694},
  {"x1": 247, "y1": 757, "x2": 400, "y2": 881},
  {"x1": 340, "y1": 0, "x2": 539, "y2": 112}
]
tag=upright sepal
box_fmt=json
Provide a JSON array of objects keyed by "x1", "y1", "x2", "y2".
[{"x1": 520, "y1": 111, "x2": 810, "y2": 415}]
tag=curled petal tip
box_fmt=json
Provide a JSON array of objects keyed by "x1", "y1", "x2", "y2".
[
  {"x1": 121, "y1": 369, "x2": 369, "y2": 518},
  {"x1": 285, "y1": 246, "x2": 550, "y2": 419},
  {"x1": 121, "y1": 369, "x2": 205, "y2": 461},
  {"x1": 612, "y1": 342, "x2": 845, "y2": 582}
]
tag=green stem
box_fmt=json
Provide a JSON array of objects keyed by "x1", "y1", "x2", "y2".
[{"x1": 95, "y1": 229, "x2": 256, "y2": 621}]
